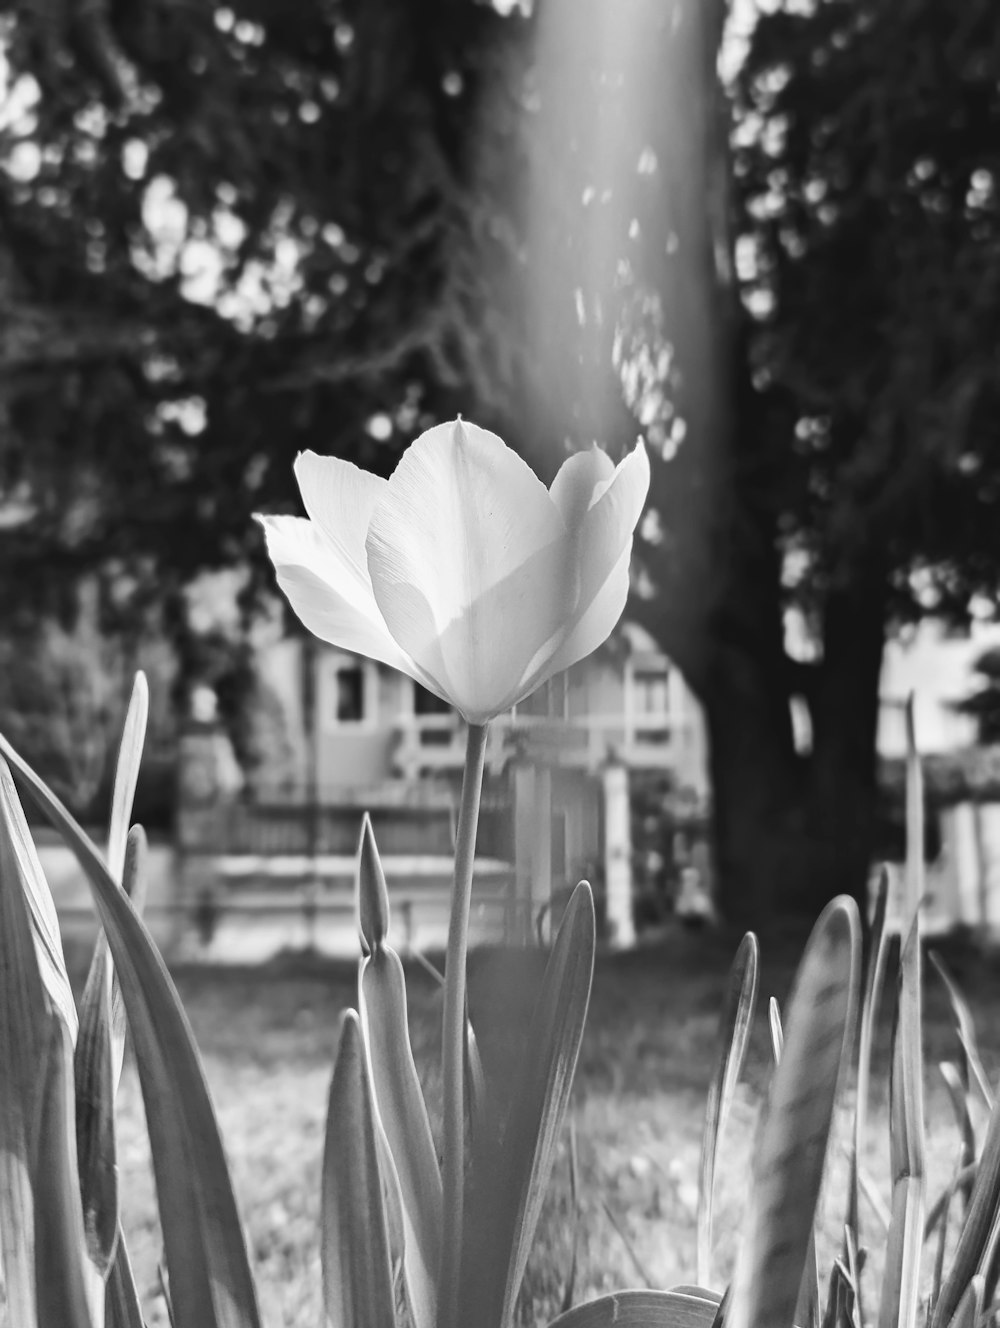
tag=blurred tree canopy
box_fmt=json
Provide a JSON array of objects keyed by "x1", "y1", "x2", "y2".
[
  {"x1": 514, "y1": 0, "x2": 1000, "y2": 922},
  {"x1": 0, "y1": 0, "x2": 520, "y2": 622},
  {"x1": 2, "y1": 0, "x2": 999, "y2": 921}
]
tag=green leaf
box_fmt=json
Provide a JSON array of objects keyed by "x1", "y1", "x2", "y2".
[
  {"x1": 768, "y1": 996, "x2": 783, "y2": 1063},
  {"x1": 408, "y1": 945, "x2": 493, "y2": 1152},
  {"x1": 878, "y1": 708, "x2": 926, "y2": 1328},
  {"x1": 357, "y1": 813, "x2": 390, "y2": 952},
  {"x1": 356, "y1": 818, "x2": 441, "y2": 1328},
  {"x1": 1, "y1": 735, "x2": 263, "y2": 1328},
  {"x1": 939, "y1": 1061, "x2": 976, "y2": 1212},
  {"x1": 32, "y1": 1011, "x2": 98, "y2": 1328},
  {"x1": 361, "y1": 946, "x2": 441, "y2": 1328},
  {"x1": 850, "y1": 862, "x2": 890, "y2": 1250},
  {"x1": 105, "y1": 1232, "x2": 146, "y2": 1328},
  {"x1": 929, "y1": 951, "x2": 994, "y2": 1113},
  {"x1": 0, "y1": 752, "x2": 77, "y2": 1039},
  {"x1": 74, "y1": 675, "x2": 148, "y2": 1280},
  {"x1": 75, "y1": 826, "x2": 148, "y2": 1278},
  {"x1": 558, "y1": 1117, "x2": 581, "y2": 1315},
  {"x1": 925, "y1": 1163, "x2": 977, "y2": 1244},
  {"x1": 0, "y1": 761, "x2": 54, "y2": 1328},
  {"x1": 461, "y1": 881, "x2": 596, "y2": 1328},
  {"x1": 321, "y1": 1009, "x2": 397, "y2": 1328},
  {"x1": 929, "y1": 1158, "x2": 960, "y2": 1321},
  {"x1": 945, "y1": 1274, "x2": 983, "y2": 1328},
  {"x1": 842, "y1": 861, "x2": 891, "y2": 1328},
  {"x1": 546, "y1": 1287, "x2": 722, "y2": 1328},
  {"x1": 768, "y1": 990, "x2": 819, "y2": 1328},
  {"x1": 107, "y1": 674, "x2": 148, "y2": 886},
  {"x1": 726, "y1": 896, "x2": 861, "y2": 1328},
  {"x1": 697, "y1": 932, "x2": 759, "y2": 1287}
]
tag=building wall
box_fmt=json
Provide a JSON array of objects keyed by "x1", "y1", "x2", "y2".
[
  {"x1": 254, "y1": 636, "x2": 309, "y2": 788},
  {"x1": 313, "y1": 651, "x2": 399, "y2": 791},
  {"x1": 255, "y1": 624, "x2": 710, "y2": 801},
  {"x1": 879, "y1": 621, "x2": 1000, "y2": 757}
]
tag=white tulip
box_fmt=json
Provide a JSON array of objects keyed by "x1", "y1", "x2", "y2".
[{"x1": 258, "y1": 418, "x2": 649, "y2": 724}]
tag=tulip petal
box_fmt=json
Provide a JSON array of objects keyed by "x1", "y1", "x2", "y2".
[
  {"x1": 367, "y1": 420, "x2": 575, "y2": 723},
  {"x1": 294, "y1": 452, "x2": 388, "y2": 594},
  {"x1": 526, "y1": 442, "x2": 650, "y2": 681},
  {"x1": 575, "y1": 441, "x2": 650, "y2": 565},
  {"x1": 528, "y1": 544, "x2": 631, "y2": 682},
  {"x1": 549, "y1": 446, "x2": 616, "y2": 527},
  {"x1": 258, "y1": 515, "x2": 415, "y2": 674}
]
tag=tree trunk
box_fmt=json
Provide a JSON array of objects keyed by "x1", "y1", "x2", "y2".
[
  {"x1": 796, "y1": 559, "x2": 888, "y2": 918},
  {"x1": 699, "y1": 510, "x2": 804, "y2": 930},
  {"x1": 703, "y1": 646, "x2": 804, "y2": 932},
  {"x1": 703, "y1": 555, "x2": 888, "y2": 931}
]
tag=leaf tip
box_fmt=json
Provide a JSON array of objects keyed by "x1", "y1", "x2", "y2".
[{"x1": 357, "y1": 814, "x2": 389, "y2": 952}]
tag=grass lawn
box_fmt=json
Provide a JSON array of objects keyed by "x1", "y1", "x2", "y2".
[{"x1": 68, "y1": 926, "x2": 1000, "y2": 1328}]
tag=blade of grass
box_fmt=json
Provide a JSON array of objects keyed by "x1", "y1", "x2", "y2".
[
  {"x1": 697, "y1": 932, "x2": 759, "y2": 1287},
  {"x1": 930, "y1": 1161, "x2": 961, "y2": 1321},
  {"x1": 878, "y1": 919, "x2": 927, "y2": 1328},
  {"x1": 768, "y1": 997, "x2": 783, "y2": 1063},
  {"x1": 930, "y1": 1077, "x2": 1000, "y2": 1328},
  {"x1": 842, "y1": 864, "x2": 890, "y2": 1328},
  {"x1": 858, "y1": 1162, "x2": 892, "y2": 1232},
  {"x1": 105, "y1": 1233, "x2": 145, "y2": 1328},
  {"x1": 321, "y1": 1010, "x2": 396, "y2": 1328},
  {"x1": 926, "y1": 1164, "x2": 978, "y2": 1240},
  {"x1": 559, "y1": 1117, "x2": 581, "y2": 1315},
  {"x1": 850, "y1": 864, "x2": 890, "y2": 1246},
  {"x1": 843, "y1": 1226, "x2": 863, "y2": 1328},
  {"x1": 975, "y1": 1184, "x2": 1000, "y2": 1308},
  {"x1": 930, "y1": 951, "x2": 995, "y2": 1113},
  {"x1": 546, "y1": 1287, "x2": 722, "y2": 1328},
  {"x1": 461, "y1": 881, "x2": 595, "y2": 1328},
  {"x1": 877, "y1": 704, "x2": 927, "y2": 1328},
  {"x1": 726, "y1": 896, "x2": 861, "y2": 1328},
  {"x1": 1, "y1": 737, "x2": 263, "y2": 1328},
  {"x1": 600, "y1": 1198, "x2": 655, "y2": 1289},
  {"x1": 946, "y1": 1274, "x2": 984, "y2": 1328},
  {"x1": 768, "y1": 989, "x2": 820, "y2": 1328},
  {"x1": 941, "y1": 1060, "x2": 978, "y2": 1211}
]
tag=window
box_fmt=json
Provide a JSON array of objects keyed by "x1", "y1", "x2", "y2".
[
  {"x1": 335, "y1": 665, "x2": 365, "y2": 722},
  {"x1": 414, "y1": 683, "x2": 452, "y2": 716},
  {"x1": 631, "y1": 667, "x2": 670, "y2": 717}
]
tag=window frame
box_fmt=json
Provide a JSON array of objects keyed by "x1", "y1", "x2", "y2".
[{"x1": 319, "y1": 652, "x2": 380, "y2": 732}]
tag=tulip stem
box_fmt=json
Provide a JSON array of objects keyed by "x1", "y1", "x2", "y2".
[{"x1": 439, "y1": 720, "x2": 489, "y2": 1328}]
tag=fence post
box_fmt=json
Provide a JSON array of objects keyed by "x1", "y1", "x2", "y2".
[
  {"x1": 175, "y1": 685, "x2": 240, "y2": 954},
  {"x1": 602, "y1": 755, "x2": 635, "y2": 949},
  {"x1": 512, "y1": 759, "x2": 554, "y2": 945}
]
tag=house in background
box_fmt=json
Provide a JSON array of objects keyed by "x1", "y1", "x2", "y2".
[
  {"x1": 171, "y1": 600, "x2": 1000, "y2": 956},
  {"x1": 878, "y1": 619, "x2": 1000, "y2": 758},
  {"x1": 219, "y1": 619, "x2": 709, "y2": 948},
  {"x1": 874, "y1": 618, "x2": 1000, "y2": 934},
  {"x1": 255, "y1": 621, "x2": 708, "y2": 801}
]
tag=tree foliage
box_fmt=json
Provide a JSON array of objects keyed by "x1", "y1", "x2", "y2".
[
  {"x1": 0, "y1": 0, "x2": 520, "y2": 619},
  {"x1": 735, "y1": 0, "x2": 1000, "y2": 625}
]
